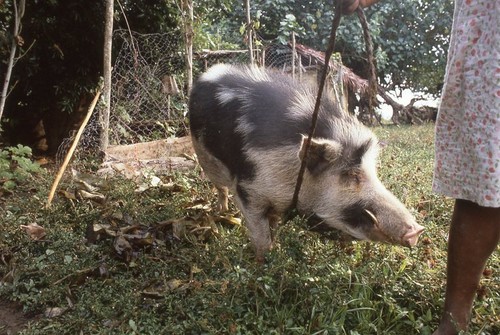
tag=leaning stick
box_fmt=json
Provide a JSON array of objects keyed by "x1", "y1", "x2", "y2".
[{"x1": 46, "y1": 90, "x2": 101, "y2": 208}]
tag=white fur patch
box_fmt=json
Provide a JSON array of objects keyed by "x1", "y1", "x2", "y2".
[
  {"x1": 216, "y1": 90, "x2": 237, "y2": 105},
  {"x1": 241, "y1": 65, "x2": 271, "y2": 83},
  {"x1": 288, "y1": 90, "x2": 316, "y2": 120},
  {"x1": 201, "y1": 64, "x2": 272, "y2": 86},
  {"x1": 200, "y1": 63, "x2": 231, "y2": 83},
  {"x1": 236, "y1": 114, "x2": 255, "y2": 137}
]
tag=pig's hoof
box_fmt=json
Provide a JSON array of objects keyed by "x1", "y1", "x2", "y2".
[
  {"x1": 255, "y1": 255, "x2": 266, "y2": 264},
  {"x1": 216, "y1": 187, "x2": 229, "y2": 212},
  {"x1": 217, "y1": 202, "x2": 229, "y2": 213}
]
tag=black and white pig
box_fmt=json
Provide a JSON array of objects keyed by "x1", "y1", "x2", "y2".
[{"x1": 189, "y1": 64, "x2": 424, "y2": 260}]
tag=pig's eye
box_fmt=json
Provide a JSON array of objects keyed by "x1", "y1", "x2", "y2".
[{"x1": 343, "y1": 168, "x2": 364, "y2": 185}]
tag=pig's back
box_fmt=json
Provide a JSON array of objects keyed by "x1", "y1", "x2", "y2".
[{"x1": 189, "y1": 64, "x2": 342, "y2": 178}]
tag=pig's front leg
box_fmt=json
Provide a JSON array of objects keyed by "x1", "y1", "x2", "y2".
[{"x1": 237, "y1": 201, "x2": 273, "y2": 262}]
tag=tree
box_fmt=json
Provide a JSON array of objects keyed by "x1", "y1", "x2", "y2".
[
  {"x1": 0, "y1": 0, "x2": 25, "y2": 124},
  {"x1": 210, "y1": 0, "x2": 453, "y2": 95}
]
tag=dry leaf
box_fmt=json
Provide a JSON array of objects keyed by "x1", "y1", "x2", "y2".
[
  {"x1": 216, "y1": 215, "x2": 242, "y2": 227},
  {"x1": 93, "y1": 223, "x2": 117, "y2": 237},
  {"x1": 114, "y1": 234, "x2": 133, "y2": 262},
  {"x1": 44, "y1": 307, "x2": 66, "y2": 318},
  {"x1": 166, "y1": 279, "x2": 184, "y2": 291},
  {"x1": 120, "y1": 224, "x2": 144, "y2": 235},
  {"x1": 159, "y1": 182, "x2": 183, "y2": 192},
  {"x1": 124, "y1": 232, "x2": 154, "y2": 248},
  {"x1": 72, "y1": 169, "x2": 108, "y2": 190},
  {"x1": 77, "y1": 189, "x2": 105, "y2": 203},
  {"x1": 36, "y1": 157, "x2": 50, "y2": 166},
  {"x1": 58, "y1": 189, "x2": 77, "y2": 200},
  {"x1": 20, "y1": 223, "x2": 46, "y2": 240},
  {"x1": 135, "y1": 175, "x2": 164, "y2": 193}
]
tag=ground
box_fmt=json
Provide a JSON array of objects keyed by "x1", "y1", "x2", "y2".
[{"x1": 0, "y1": 300, "x2": 33, "y2": 335}]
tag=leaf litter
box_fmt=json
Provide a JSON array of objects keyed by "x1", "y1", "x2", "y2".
[{"x1": 7, "y1": 168, "x2": 244, "y2": 323}]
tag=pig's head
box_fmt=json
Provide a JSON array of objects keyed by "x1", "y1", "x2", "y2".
[{"x1": 298, "y1": 129, "x2": 424, "y2": 247}]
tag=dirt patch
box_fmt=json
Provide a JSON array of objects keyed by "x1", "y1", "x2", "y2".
[{"x1": 0, "y1": 300, "x2": 33, "y2": 335}]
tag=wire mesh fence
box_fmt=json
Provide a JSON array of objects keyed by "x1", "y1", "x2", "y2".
[{"x1": 57, "y1": 30, "x2": 187, "y2": 166}]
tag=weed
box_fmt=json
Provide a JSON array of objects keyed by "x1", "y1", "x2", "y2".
[{"x1": 0, "y1": 144, "x2": 42, "y2": 191}]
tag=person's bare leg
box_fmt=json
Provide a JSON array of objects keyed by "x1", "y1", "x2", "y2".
[{"x1": 433, "y1": 199, "x2": 500, "y2": 335}]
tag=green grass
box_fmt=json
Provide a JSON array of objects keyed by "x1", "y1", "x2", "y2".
[{"x1": 1, "y1": 124, "x2": 498, "y2": 334}]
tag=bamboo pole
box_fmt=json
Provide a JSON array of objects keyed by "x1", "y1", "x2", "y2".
[{"x1": 46, "y1": 90, "x2": 101, "y2": 208}]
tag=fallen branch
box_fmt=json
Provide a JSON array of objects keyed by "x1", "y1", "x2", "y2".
[{"x1": 46, "y1": 90, "x2": 101, "y2": 208}]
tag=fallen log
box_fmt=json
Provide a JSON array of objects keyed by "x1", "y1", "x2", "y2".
[{"x1": 98, "y1": 136, "x2": 196, "y2": 179}]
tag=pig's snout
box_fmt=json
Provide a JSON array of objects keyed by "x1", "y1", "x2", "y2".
[
  {"x1": 363, "y1": 208, "x2": 425, "y2": 247},
  {"x1": 402, "y1": 224, "x2": 425, "y2": 247}
]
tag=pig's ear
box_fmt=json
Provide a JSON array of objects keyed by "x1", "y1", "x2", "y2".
[{"x1": 299, "y1": 136, "x2": 343, "y2": 175}]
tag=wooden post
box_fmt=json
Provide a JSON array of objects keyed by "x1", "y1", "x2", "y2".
[
  {"x1": 245, "y1": 0, "x2": 254, "y2": 64},
  {"x1": 291, "y1": 32, "x2": 296, "y2": 79},
  {"x1": 181, "y1": 0, "x2": 193, "y2": 94},
  {"x1": 101, "y1": 0, "x2": 113, "y2": 152}
]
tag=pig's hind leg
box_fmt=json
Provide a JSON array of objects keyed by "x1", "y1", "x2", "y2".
[{"x1": 191, "y1": 137, "x2": 232, "y2": 213}]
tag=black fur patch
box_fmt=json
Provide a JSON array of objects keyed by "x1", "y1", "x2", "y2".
[
  {"x1": 341, "y1": 201, "x2": 375, "y2": 228},
  {"x1": 341, "y1": 138, "x2": 374, "y2": 169},
  {"x1": 236, "y1": 184, "x2": 250, "y2": 206},
  {"x1": 189, "y1": 79, "x2": 255, "y2": 182},
  {"x1": 242, "y1": 77, "x2": 342, "y2": 149}
]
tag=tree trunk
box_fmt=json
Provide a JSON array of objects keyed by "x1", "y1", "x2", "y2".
[
  {"x1": 377, "y1": 86, "x2": 405, "y2": 124},
  {"x1": 377, "y1": 86, "x2": 434, "y2": 125},
  {"x1": 0, "y1": 0, "x2": 25, "y2": 123},
  {"x1": 101, "y1": 0, "x2": 113, "y2": 152}
]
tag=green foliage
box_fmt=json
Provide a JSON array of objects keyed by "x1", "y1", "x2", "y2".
[
  {"x1": 277, "y1": 14, "x2": 306, "y2": 44},
  {"x1": 0, "y1": 125, "x2": 498, "y2": 334},
  {"x1": 193, "y1": 0, "x2": 246, "y2": 50},
  {"x1": 201, "y1": 0, "x2": 454, "y2": 95},
  {"x1": 0, "y1": 144, "x2": 41, "y2": 191}
]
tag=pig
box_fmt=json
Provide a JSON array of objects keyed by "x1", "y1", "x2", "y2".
[{"x1": 188, "y1": 64, "x2": 424, "y2": 261}]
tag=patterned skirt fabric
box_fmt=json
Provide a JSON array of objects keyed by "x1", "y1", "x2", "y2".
[{"x1": 433, "y1": 0, "x2": 500, "y2": 207}]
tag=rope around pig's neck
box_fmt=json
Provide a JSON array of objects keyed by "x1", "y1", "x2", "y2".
[{"x1": 287, "y1": 5, "x2": 378, "y2": 221}]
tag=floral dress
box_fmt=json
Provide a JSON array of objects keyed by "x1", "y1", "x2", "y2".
[{"x1": 433, "y1": 0, "x2": 500, "y2": 207}]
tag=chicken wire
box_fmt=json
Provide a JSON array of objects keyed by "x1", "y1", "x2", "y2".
[
  {"x1": 106, "y1": 30, "x2": 186, "y2": 145},
  {"x1": 57, "y1": 30, "x2": 186, "y2": 166}
]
